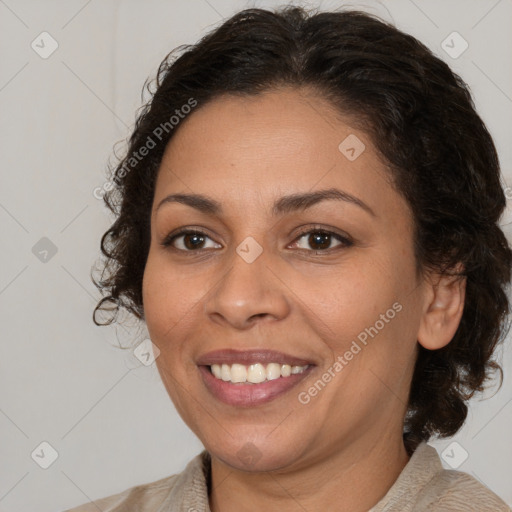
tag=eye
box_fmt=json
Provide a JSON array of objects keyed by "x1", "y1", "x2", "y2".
[
  {"x1": 161, "y1": 226, "x2": 353, "y2": 254},
  {"x1": 161, "y1": 229, "x2": 220, "y2": 252},
  {"x1": 289, "y1": 226, "x2": 353, "y2": 253}
]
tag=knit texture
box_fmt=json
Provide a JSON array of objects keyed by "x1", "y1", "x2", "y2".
[{"x1": 64, "y1": 442, "x2": 511, "y2": 511}]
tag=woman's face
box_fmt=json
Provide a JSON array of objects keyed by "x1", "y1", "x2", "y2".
[{"x1": 142, "y1": 87, "x2": 428, "y2": 472}]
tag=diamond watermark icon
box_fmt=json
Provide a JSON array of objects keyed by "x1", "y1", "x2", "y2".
[
  {"x1": 236, "y1": 442, "x2": 262, "y2": 467},
  {"x1": 32, "y1": 237, "x2": 58, "y2": 263},
  {"x1": 31, "y1": 441, "x2": 59, "y2": 469},
  {"x1": 441, "y1": 441, "x2": 469, "y2": 469},
  {"x1": 338, "y1": 134, "x2": 365, "y2": 161},
  {"x1": 441, "y1": 31, "x2": 468, "y2": 59},
  {"x1": 236, "y1": 236, "x2": 263, "y2": 263},
  {"x1": 31, "y1": 31, "x2": 59, "y2": 59},
  {"x1": 134, "y1": 338, "x2": 161, "y2": 366}
]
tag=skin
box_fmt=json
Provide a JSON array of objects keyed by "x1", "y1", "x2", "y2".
[{"x1": 142, "y1": 86, "x2": 466, "y2": 512}]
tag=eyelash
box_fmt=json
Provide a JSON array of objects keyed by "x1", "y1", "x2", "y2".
[{"x1": 160, "y1": 225, "x2": 354, "y2": 255}]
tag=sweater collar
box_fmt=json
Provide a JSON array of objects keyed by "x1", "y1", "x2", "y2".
[
  {"x1": 368, "y1": 441, "x2": 444, "y2": 511},
  {"x1": 156, "y1": 441, "x2": 442, "y2": 512}
]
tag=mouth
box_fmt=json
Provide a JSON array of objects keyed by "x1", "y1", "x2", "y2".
[
  {"x1": 209, "y1": 362, "x2": 310, "y2": 383},
  {"x1": 196, "y1": 349, "x2": 316, "y2": 407}
]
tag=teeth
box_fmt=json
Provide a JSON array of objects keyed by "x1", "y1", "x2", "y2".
[
  {"x1": 231, "y1": 363, "x2": 247, "y2": 383},
  {"x1": 266, "y1": 362, "x2": 281, "y2": 381},
  {"x1": 281, "y1": 364, "x2": 291, "y2": 377},
  {"x1": 209, "y1": 363, "x2": 308, "y2": 383},
  {"x1": 221, "y1": 364, "x2": 231, "y2": 381},
  {"x1": 211, "y1": 364, "x2": 222, "y2": 379},
  {"x1": 247, "y1": 363, "x2": 266, "y2": 383}
]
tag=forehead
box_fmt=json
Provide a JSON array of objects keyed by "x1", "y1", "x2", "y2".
[
  {"x1": 153, "y1": 87, "x2": 399, "y2": 220},
  {"x1": 163, "y1": 87, "x2": 366, "y2": 165}
]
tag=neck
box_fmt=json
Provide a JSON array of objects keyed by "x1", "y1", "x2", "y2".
[{"x1": 208, "y1": 433, "x2": 410, "y2": 512}]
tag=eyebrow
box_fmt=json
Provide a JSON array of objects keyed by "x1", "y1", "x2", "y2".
[{"x1": 155, "y1": 187, "x2": 376, "y2": 218}]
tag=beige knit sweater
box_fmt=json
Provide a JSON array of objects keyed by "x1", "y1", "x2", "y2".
[{"x1": 64, "y1": 441, "x2": 511, "y2": 511}]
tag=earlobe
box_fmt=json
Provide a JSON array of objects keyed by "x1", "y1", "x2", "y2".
[{"x1": 417, "y1": 264, "x2": 466, "y2": 351}]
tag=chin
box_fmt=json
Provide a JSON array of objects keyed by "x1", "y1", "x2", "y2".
[{"x1": 205, "y1": 433, "x2": 307, "y2": 473}]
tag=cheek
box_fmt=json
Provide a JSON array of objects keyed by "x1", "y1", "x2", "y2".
[
  {"x1": 142, "y1": 267, "x2": 169, "y2": 335},
  {"x1": 143, "y1": 259, "x2": 197, "y2": 402},
  {"x1": 142, "y1": 252, "x2": 198, "y2": 335},
  {"x1": 306, "y1": 257, "x2": 399, "y2": 336},
  {"x1": 308, "y1": 252, "x2": 417, "y2": 374},
  {"x1": 142, "y1": 252, "x2": 214, "y2": 379}
]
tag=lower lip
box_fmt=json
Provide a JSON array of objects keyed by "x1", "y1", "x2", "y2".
[{"x1": 198, "y1": 365, "x2": 314, "y2": 407}]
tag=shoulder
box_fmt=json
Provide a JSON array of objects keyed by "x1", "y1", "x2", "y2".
[
  {"x1": 417, "y1": 466, "x2": 511, "y2": 511},
  {"x1": 63, "y1": 473, "x2": 180, "y2": 512},
  {"x1": 63, "y1": 450, "x2": 210, "y2": 512},
  {"x1": 371, "y1": 442, "x2": 511, "y2": 512}
]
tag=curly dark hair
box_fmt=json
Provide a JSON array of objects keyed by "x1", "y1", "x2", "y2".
[{"x1": 91, "y1": 5, "x2": 512, "y2": 454}]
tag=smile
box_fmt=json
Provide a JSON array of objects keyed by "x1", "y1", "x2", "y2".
[
  {"x1": 210, "y1": 362, "x2": 309, "y2": 383},
  {"x1": 196, "y1": 349, "x2": 315, "y2": 407}
]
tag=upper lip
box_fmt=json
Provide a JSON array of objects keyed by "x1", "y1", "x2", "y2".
[{"x1": 196, "y1": 349, "x2": 314, "y2": 367}]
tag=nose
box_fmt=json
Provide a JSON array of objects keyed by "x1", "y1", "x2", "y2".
[{"x1": 203, "y1": 244, "x2": 291, "y2": 330}]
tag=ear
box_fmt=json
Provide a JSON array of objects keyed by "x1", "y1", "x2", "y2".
[{"x1": 417, "y1": 263, "x2": 466, "y2": 350}]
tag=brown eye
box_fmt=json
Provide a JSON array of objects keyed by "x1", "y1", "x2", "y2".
[
  {"x1": 161, "y1": 227, "x2": 353, "y2": 255},
  {"x1": 161, "y1": 230, "x2": 220, "y2": 251},
  {"x1": 306, "y1": 232, "x2": 332, "y2": 250},
  {"x1": 291, "y1": 228, "x2": 353, "y2": 252}
]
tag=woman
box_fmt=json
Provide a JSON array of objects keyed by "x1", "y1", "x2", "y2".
[{"x1": 66, "y1": 5, "x2": 512, "y2": 511}]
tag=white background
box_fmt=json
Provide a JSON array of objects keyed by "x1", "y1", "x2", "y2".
[{"x1": 0, "y1": 1, "x2": 511, "y2": 510}]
